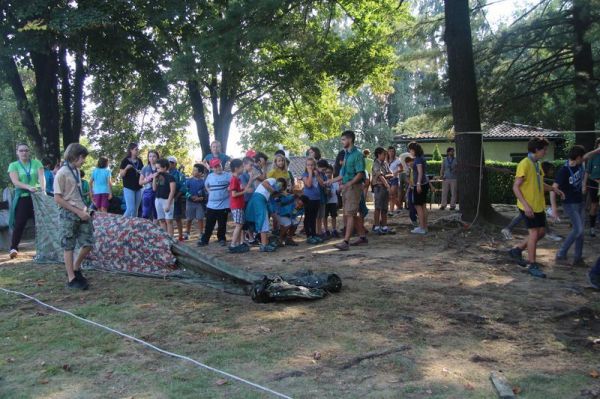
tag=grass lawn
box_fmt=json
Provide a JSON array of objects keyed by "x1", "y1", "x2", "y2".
[{"x1": 1, "y1": 206, "x2": 599, "y2": 398}]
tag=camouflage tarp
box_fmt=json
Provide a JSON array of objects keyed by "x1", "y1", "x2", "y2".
[{"x1": 30, "y1": 193, "x2": 342, "y2": 299}]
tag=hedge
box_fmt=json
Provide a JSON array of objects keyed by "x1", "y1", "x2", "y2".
[{"x1": 424, "y1": 159, "x2": 566, "y2": 205}]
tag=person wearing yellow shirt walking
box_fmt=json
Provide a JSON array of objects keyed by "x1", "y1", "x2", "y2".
[{"x1": 508, "y1": 137, "x2": 564, "y2": 278}]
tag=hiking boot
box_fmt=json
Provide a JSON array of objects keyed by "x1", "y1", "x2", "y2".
[
  {"x1": 350, "y1": 237, "x2": 368, "y2": 246},
  {"x1": 588, "y1": 271, "x2": 600, "y2": 290},
  {"x1": 74, "y1": 270, "x2": 88, "y2": 285},
  {"x1": 334, "y1": 241, "x2": 350, "y2": 251},
  {"x1": 545, "y1": 232, "x2": 562, "y2": 242},
  {"x1": 501, "y1": 228, "x2": 513, "y2": 240},
  {"x1": 259, "y1": 244, "x2": 276, "y2": 252},
  {"x1": 9, "y1": 249, "x2": 18, "y2": 259},
  {"x1": 67, "y1": 278, "x2": 88, "y2": 290},
  {"x1": 572, "y1": 258, "x2": 587, "y2": 268},
  {"x1": 527, "y1": 263, "x2": 546, "y2": 278}
]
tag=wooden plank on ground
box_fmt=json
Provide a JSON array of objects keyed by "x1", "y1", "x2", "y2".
[{"x1": 490, "y1": 371, "x2": 516, "y2": 399}]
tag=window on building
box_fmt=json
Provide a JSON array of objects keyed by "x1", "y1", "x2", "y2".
[{"x1": 510, "y1": 153, "x2": 528, "y2": 163}]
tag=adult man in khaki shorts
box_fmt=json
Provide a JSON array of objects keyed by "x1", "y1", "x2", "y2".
[{"x1": 328, "y1": 130, "x2": 368, "y2": 251}]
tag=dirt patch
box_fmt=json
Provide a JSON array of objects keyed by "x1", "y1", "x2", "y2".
[{"x1": 1, "y1": 206, "x2": 599, "y2": 398}]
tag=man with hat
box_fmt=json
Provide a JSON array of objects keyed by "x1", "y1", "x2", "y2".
[{"x1": 167, "y1": 156, "x2": 187, "y2": 241}]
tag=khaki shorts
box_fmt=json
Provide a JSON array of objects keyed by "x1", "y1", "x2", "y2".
[
  {"x1": 59, "y1": 208, "x2": 95, "y2": 251},
  {"x1": 373, "y1": 185, "x2": 389, "y2": 211},
  {"x1": 342, "y1": 184, "x2": 363, "y2": 216}
]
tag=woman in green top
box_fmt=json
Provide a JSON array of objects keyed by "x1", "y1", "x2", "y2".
[{"x1": 7, "y1": 143, "x2": 45, "y2": 259}]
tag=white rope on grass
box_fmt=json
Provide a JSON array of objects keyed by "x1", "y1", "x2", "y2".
[{"x1": 0, "y1": 287, "x2": 293, "y2": 399}]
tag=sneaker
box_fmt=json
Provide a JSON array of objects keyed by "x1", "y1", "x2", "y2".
[
  {"x1": 410, "y1": 227, "x2": 427, "y2": 235},
  {"x1": 381, "y1": 226, "x2": 389, "y2": 235},
  {"x1": 67, "y1": 278, "x2": 88, "y2": 290},
  {"x1": 501, "y1": 228, "x2": 513, "y2": 240},
  {"x1": 350, "y1": 237, "x2": 368, "y2": 246},
  {"x1": 449, "y1": 207, "x2": 456, "y2": 211},
  {"x1": 440, "y1": 206, "x2": 446, "y2": 211},
  {"x1": 588, "y1": 271, "x2": 600, "y2": 289},
  {"x1": 373, "y1": 226, "x2": 381, "y2": 235},
  {"x1": 259, "y1": 244, "x2": 276, "y2": 252},
  {"x1": 334, "y1": 241, "x2": 350, "y2": 251},
  {"x1": 183, "y1": 233, "x2": 189, "y2": 240},
  {"x1": 218, "y1": 240, "x2": 227, "y2": 247},
  {"x1": 527, "y1": 263, "x2": 546, "y2": 278},
  {"x1": 197, "y1": 240, "x2": 208, "y2": 247},
  {"x1": 74, "y1": 270, "x2": 88, "y2": 286},
  {"x1": 178, "y1": 236, "x2": 185, "y2": 242},
  {"x1": 411, "y1": 220, "x2": 419, "y2": 227},
  {"x1": 545, "y1": 232, "x2": 562, "y2": 242},
  {"x1": 285, "y1": 238, "x2": 298, "y2": 246},
  {"x1": 234, "y1": 244, "x2": 250, "y2": 253},
  {"x1": 555, "y1": 255, "x2": 570, "y2": 266},
  {"x1": 591, "y1": 228, "x2": 597, "y2": 238},
  {"x1": 572, "y1": 258, "x2": 587, "y2": 268},
  {"x1": 508, "y1": 248, "x2": 526, "y2": 266},
  {"x1": 332, "y1": 230, "x2": 340, "y2": 238},
  {"x1": 9, "y1": 249, "x2": 18, "y2": 259}
]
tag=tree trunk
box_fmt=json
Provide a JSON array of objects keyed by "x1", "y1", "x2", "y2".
[
  {"x1": 58, "y1": 46, "x2": 74, "y2": 148},
  {"x1": 444, "y1": 0, "x2": 492, "y2": 222},
  {"x1": 572, "y1": 0, "x2": 597, "y2": 150},
  {"x1": 72, "y1": 52, "x2": 85, "y2": 143},
  {"x1": 0, "y1": 55, "x2": 44, "y2": 156},
  {"x1": 187, "y1": 80, "x2": 211, "y2": 156},
  {"x1": 31, "y1": 50, "x2": 61, "y2": 161}
]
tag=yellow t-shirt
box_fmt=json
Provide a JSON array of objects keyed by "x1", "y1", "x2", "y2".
[
  {"x1": 515, "y1": 157, "x2": 545, "y2": 213},
  {"x1": 267, "y1": 168, "x2": 289, "y2": 180}
]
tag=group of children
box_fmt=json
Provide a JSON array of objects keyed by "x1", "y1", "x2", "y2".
[{"x1": 38, "y1": 133, "x2": 600, "y2": 291}]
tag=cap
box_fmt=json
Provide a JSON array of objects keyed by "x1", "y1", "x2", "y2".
[
  {"x1": 209, "y1": 158, "x2": 221, "y2": 168},
  {"x1": 167, "y1": 156, "x2": 177, "y2": 163},
  {"x1": 245, "y1": 149, "x2": 256, "y2": 159}
]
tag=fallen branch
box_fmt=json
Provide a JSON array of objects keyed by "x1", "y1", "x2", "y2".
[{"x1": 270, "y1": 345, "x2": 411, "y2": 381}]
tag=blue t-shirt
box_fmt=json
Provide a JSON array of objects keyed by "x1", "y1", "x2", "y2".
[
  {"x1": 169, "y1": 169, "x2": 186, "y2": 195},
  {"x1": 302, "y1": 171, "x2": 321, "y2": 201},
  {"x1": 204, "y1": 153, "x2": 231, "y2": 168},
  {"x1": 44, "y1": 169, "x2": 54, "y2": 194},
  {"x1": 91, "y1": 167, "x2": 111, "y2": 194},
  {"x1": 185, "y1": 177, "x2": 206, "y2": 202},
  {"x1": 412, "y1": 156, "x2": 429, "y2": 187},
  {"x1": 240, "y1": 172, "x2": 252, "y2": 203},
  {"x1": 555, "y1": 163, "x2": 584, "y2": 204},
  {"x1": 205, "y1": 171, "x2": 231, "y2": 210}
]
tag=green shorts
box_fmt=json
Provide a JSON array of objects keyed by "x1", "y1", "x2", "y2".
[{"x1": 59, "y1": 208, "x2": 95, "y2": 251}]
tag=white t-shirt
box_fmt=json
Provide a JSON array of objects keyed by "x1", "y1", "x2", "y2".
[
  {"x1": 390, "y1": 159, "x2": 401, "y2": 174},
  {"x1": 327, "y1": 182, "x2": 339, "y2": 204},
  {"x1": 255, "y1": 178, "x2": 277, "y2": 200}
]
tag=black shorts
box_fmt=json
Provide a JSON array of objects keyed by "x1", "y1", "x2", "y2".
[
  {"x1": 413, "y1": 184, "x2": 429, "y2": 206},
  {"x1": 589, "y1": 179, "x2": 599, "y2": 204},
  {"x1": 325, "y1": 203, "x2": 338, "y2": 218},
  {"x1": 519, "y1": 210, "x2": 546, "y2": 229}
]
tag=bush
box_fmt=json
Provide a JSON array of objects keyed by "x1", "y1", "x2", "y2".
[{"x1": 424, "y1": 159, "x2": 566, "y2": 204}]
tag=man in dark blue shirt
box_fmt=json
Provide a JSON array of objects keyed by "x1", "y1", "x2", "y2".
[{"x1": 554, "y1": 145, "x2": 586, "y2": 266}]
